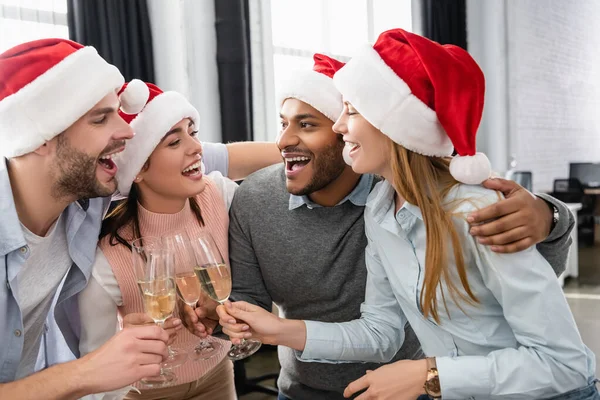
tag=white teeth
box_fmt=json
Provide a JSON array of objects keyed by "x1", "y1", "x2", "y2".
[
  {"x1": 345, "y1": 142, "x2": 360, "y2": 151},
  {"x1": 183, "y1": 160, "x2": 202, "y2": 173},
  {"x1": 284, "y1": 156, "x2": 310, "y2": 162},
  {"x1": 99, "y1": 149, "x2": 123, "y2": 160}
]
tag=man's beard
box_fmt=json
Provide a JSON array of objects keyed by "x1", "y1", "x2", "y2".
[
  {"x1": 291, "y1": 139, "x2": 346, "y2": 197},
  {"x1": 51, "y1": 134, "x2": 115, "y2": 200}
]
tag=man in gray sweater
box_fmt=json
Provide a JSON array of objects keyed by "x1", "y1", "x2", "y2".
[{"x1": 187, "y1": 55, "x2": 573, "y2": 400}]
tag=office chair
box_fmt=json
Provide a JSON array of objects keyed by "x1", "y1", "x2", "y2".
[{"x1": 234, "y1": 344, "x2": 279, "y2": 397}]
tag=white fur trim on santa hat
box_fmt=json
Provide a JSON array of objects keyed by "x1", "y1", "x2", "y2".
[
  {"x1": 116, "y1": 91, "x2": 200, "y2": 196},
  {"x1": 0, "y1": 46, "x2": 124, "y2": 158},
  {"x1": 333, "y1": 44, "x2": 453, "y2": 157},
  {"x1": 449, "y1": 152, "x2": 491, "y2": 185},
  {"x1": 120, "y1": 79, "x2": 150, "y2": 115},
  {"x1": 276, "y1": 69, "x2": 343, "y2": 122}
]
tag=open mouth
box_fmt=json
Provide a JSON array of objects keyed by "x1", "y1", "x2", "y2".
[
  {"x1": 344, "y1": 141, "x2": 361, "y2": 156},
  {"x1": 182, "y1": 160, "x2": 203, "y2": 177},
  {"x1": 284, "y1": 155, "x2": 312, "y2": 176},
  {"x1": 97, "y1": 148, "x2": 124, "y2": 174}
]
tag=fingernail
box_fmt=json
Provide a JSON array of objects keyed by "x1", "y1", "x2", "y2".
[
  {"x1": 491, "y1": 246, "x2": 500, "y2": 252},
  {"x1": 477, "y1": 237, "x2": 485, "y2": 244},
  {"x1": 244, "y1": 332, "x2": 252, "y2": 338},
  {"x1": 467, "y1": 216, "x2": 474, "y2": 223},
  {"x1": 469, "y1": 228, "x2": 476, "y2": 235},
  {"x1": 172, "y1": 319, "x2": 181, "y2": 326},
  {"x1": 242, "y1": 325, "x2": 250, "y2": 331},
  {"x1": 228, "y1": 319, "x2": 236, "y2": 324}
]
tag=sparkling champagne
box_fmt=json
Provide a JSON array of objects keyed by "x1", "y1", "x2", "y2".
[
  {"x1": 175, "y1": 272, "x2": 201, "y2": 305},
  {"x1": 138, "y1": 278, "x2": 176, "y2": 322},
  {"x1": 194, "y1": 263, "x2": 232, "y2": 303}
]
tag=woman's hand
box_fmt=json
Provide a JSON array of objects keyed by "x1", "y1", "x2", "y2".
[
  {"x1": 216, "y1": 301, "x2": 283, "y2": 345},
  {"x1": 344, "y1": 359, "x2": 428, "y2": 400}
]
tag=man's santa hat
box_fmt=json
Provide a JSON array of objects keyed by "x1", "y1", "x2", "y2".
[
  {"x1": 334, "y1": 29, "x2": 490, "y2": 185},
  {"x1": 276, "y1": 53, "x2": 346, "y2": 122},
  {"x1": 0, "y1": 38, "x2": 148, "y2": 158},
  {"x1": 116, "y1": 82, "x2": 201, "y2": 196}
]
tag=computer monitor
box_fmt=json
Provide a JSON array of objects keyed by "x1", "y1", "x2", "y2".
[{"x1": 569, "y1": 162, "x2": 600, "y2": 187}]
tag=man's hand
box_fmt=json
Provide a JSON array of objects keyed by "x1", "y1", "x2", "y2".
[
  {"x1": 123, "y1": 313, "x2": 182, "y2": 345},
  {"x1": 467, "y1": 178, "x2": 553, "y2": 253},
  {"x1": 77, "y1": 325, "x2": 169, "y2": 394},
  {"x1": 179, "y1": 294, "x2": 219, "y2": 338}
]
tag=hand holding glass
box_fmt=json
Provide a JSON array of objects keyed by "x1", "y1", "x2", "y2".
[{"x1": 190, "y1": 233, "x2": 262, "y2": 361}]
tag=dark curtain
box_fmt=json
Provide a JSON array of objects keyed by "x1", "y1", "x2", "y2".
[
  {"x1": 67, "y1": 0, "x2": 155, "y2": 82},
  {"x1": 214, "y1": 0, "x2": 253, "y2": 142},
  {"x1": 421, "y1": 0, "x2": 467, "y2": 50}
]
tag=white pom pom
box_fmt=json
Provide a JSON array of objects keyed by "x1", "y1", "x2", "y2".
[
  {"x1": 449, "y1": 152, "x2": 492, "y2": 185},
  {"x1": 119, "y1": 79, "x2": 149, "y2": 115},
  {"x1": 342, "y1": 142, "x2": 353, "y2": 166}
]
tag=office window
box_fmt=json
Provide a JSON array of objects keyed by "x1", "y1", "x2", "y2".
[
  {"x1": 0, "y1": 0, "x2": 68, "y2": 53},
  {"x1": 251, "y1": 0, "x2": 413, "y2": 141}
]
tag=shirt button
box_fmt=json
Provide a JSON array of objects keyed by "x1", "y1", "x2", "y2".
[
  {"x1": 14, "y1": 329, "x2": 22, "y2": 337},
  {"x1": 19, "y1": 247, "x2": 27, "y2": 254}
]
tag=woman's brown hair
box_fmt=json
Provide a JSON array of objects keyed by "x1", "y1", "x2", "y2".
[{"x1": 389, "y1": 142, "x2": 479, "y2": 323}]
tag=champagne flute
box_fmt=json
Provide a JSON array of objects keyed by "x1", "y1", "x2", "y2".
[
  {"x1": 163, "y1": 231, "x2": 222, "y2": 360},
  {"x1": 132, "y1": 238, "x2": 186, "y2": 386},
  {"x1": 190, "y1": 232, "x2": 262, "y2": 361}
]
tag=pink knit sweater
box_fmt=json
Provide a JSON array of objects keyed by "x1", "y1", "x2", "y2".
[{"x1": 99, "y1": 178, "x2": 230, "y2": 387}]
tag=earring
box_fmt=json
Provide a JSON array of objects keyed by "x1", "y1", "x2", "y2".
[{"x1": 134, "y1": 176, "x2": 141, "y2": 182}]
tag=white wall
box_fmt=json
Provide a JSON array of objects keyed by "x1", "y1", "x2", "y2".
[
  {"x1": 468, "y1": 0, "x2": 600, "y2": 192},
  {"x1": 507, "y1": 0, "x2": 600, "y2": 192},
  {"x1": 147, "y1": 0, "x2": 222, "y2": 143}
]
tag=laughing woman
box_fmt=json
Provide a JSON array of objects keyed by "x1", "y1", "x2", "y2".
[
  {"x1": 77, "y1": 82, "x2": 271, "y2": 400},
  {"x1": 217, "y1": 30, "x2": 598, "y2": 400}
]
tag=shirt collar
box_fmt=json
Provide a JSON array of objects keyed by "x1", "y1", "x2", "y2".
[
  {"x1": 366, "y1": 179, "x2": 423, "y2": 231},
  {"x1": 0, "y1": 159, "x2": 27, "y2": 255},
  {"x1": 288, "y1": 173, "x2": 374, "y2": 210}
]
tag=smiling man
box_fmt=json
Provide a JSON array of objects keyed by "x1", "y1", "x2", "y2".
[{"x1": 0, "y1": 38, "x2": 180, "y2": 399}]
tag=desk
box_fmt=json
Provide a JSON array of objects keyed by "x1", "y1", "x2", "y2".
[{"x1": 559, "y1": 203, "x2": 582, "y2": 287}]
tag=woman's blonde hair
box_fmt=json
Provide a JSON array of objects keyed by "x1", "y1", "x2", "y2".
[{"x1": 389, "y1": 139, "x2": 479, "y2": 323}]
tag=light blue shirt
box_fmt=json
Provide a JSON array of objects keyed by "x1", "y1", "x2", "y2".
[
  {"x1": 301, "y1": 180, "x2": 596, "y2": 399},
  {"x1": 288, "y1": 173, "x2": 373, "y2": 210},
  {"x1": 0, "y1": 142, "x2": 228, "y2": 383}
]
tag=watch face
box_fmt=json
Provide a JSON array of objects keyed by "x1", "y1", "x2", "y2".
[{"x1": 425, "y1": 371, "x2": 441, "y2": 397}]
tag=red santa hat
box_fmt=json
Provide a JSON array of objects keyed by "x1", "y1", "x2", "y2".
[
  {"x1": 333, "y1": 29, "x2": 490, "y2": 185},
  {"x1": 0, "y1": 38, "x2": 147, "y2": 158},
  {"x1": 276, "y1": 53, "x2": 346, "y2": 122},
  {"x1": 116, "y1": 82, "x2": 201, "y2": 196}
]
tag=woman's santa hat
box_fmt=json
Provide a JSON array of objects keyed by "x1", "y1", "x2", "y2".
[
  {"x1": 276, "y1": 53, "x2": 346, "y2": 122},
  {"x1": 0, "y1": 38, "x2": 147, "y2": 158},
  {"x1": 116, "y1": 82, "x2": 201, "y2": 196},
  {"x1": 334, "y1": 29, "x2": 490, "y2": 185}
]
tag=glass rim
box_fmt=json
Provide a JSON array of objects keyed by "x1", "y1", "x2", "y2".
[{"x1": 131, "y1": 236, "x2": 162, "y2": 250}]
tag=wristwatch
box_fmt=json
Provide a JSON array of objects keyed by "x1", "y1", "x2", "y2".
[{"x1": 423, "y1": 357, "x2": 442, "y2": 398}]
